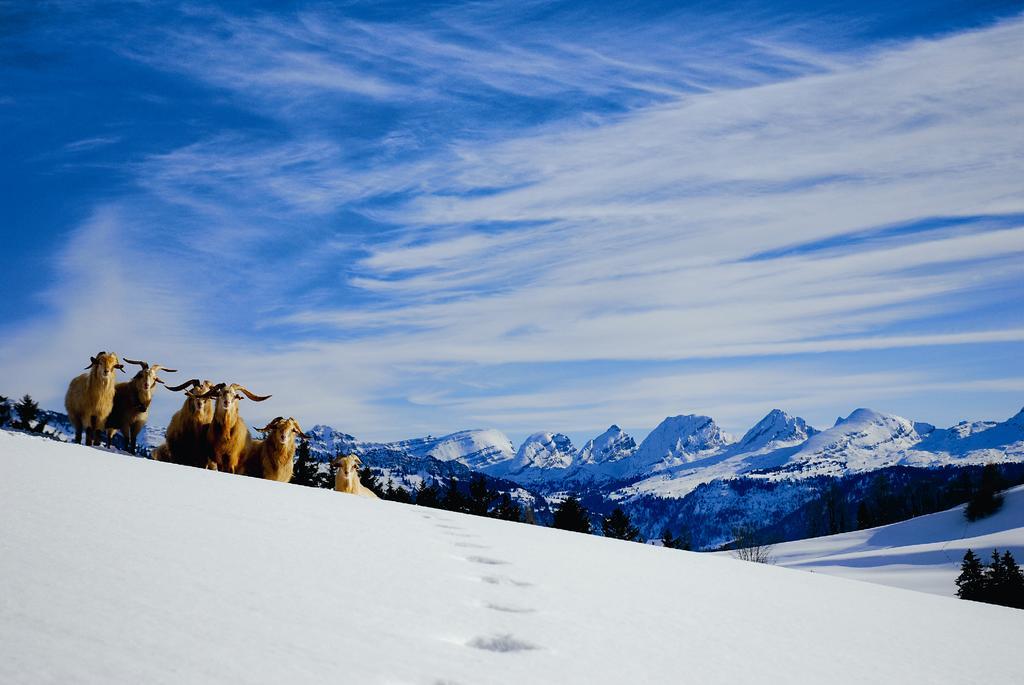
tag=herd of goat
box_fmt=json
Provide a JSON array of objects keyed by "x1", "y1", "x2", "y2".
[{"x1": 63, "y1": 350, "x2": 377, "y2": 498}]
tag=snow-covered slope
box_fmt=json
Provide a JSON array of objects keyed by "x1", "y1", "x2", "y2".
[
  {"x1": 772, "y1": 485, "x2": 1024, "y2": 597},
  {"x1": 1, "y1": 431, "x2": 1020, "y2": 684}
]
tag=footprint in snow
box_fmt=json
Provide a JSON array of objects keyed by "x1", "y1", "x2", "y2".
[
  {"x1": 463, "y1": 555, "x2": 509, "y2": 566},
  {"x1": 479, "y1": 575, "x2": 534, "y2": 588},
  {"x1": 453, "y1": 542, "x2": 489, "y2": 549},
  {"x1": 467, "y1": 634, "x2": 539, "y2": 653},
  {"x1": 483, "y1": 602, "x2": 536, "y2": 614}
]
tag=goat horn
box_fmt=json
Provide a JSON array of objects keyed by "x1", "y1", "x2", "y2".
[
  {"x1": 164, "y1": 379, "x2": 199, "y2": 392},
  {"x1": 115, "y1": 364, "x2": 125, "y2": 371},
  {"x1": 156, "y1": 367, "x2": 178, "y2": 373},
  {"x1": 155, "y1": 377, "x2": 166, "y2": 385},
  {"x1": 123, "y1": 358, "x2": 148, "y2": 369},
  {"x1": 236, "y1": 386, "x2": 271, "y2": 402}
]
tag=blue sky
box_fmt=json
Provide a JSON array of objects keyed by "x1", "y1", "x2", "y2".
[{"x1": 2, "y1": 0, "x2": 1023, "y2": 446}]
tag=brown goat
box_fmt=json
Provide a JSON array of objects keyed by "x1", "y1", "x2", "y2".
[
  {"x1": 332, "y1": 454, "x2": 378, "y2": 499},
  {"x1": 104, "y1": 358, "x2": 177, "y2": 454},
  {"x1": 196, "y1": 382, "x2": 271, "y2": 473},
  {"x1": 243, "y1": 416, "x2": 310, "y2": 482},
  {"x1": 152, "y1": 378, "x2": 215, "y2": 468},
  {"x1": 65, "y1": 351, "x2": 124, "y2": 446}
]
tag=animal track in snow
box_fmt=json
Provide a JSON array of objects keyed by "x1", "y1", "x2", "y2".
[
  {"x1": 464, "y1": 555, "x2": 509, "y2": 566},
  {"x1": 453, "y1": 542, "x2": 489, "y2": 549},
  {"x1": 467, "y1": 634, "x2": 539, "y2": 653},
  {"x1": 483, "y1": 602, "x2": 536, "y2": 614},
  {"x1": 478, "y1": 575, "x2": 534, "y2": 588}
]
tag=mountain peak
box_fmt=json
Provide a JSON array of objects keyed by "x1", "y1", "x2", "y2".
[
  {"x1": 513, "y1": 432, "x2": 576, "y2": 472},
  {"x1": 575, "y1": 425, "x2": 636, "y2": 466},
  {"x1": 632, "y1": 414, "x2": 732, "y2": 471},
  {"x1": 737, "y1": 409, "x2": 816, "y2": 451}
]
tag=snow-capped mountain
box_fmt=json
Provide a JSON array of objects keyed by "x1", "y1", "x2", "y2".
[
  {"x1": 574, "y1": 425, "x2": 636, "y2": 467},
  {"x1": 395, "y1": 429, "x2": 516, "y2": 472},
  {"x1": 735, "y1": 408, "x2": 817, "y2": 452},
  {"x1": 500, "y1": 432, "x2": 576, "y2": 482},
  {"x1": 628, "y1": 414, "x2": 733, "y2": 475}
]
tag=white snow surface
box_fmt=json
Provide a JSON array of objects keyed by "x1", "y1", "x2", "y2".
[
  {"x1": 2, "y1": 431, "x2": 1022, "y2": 685},
  {"x1": 771, "y1": 484, "x2": 1024, "y2": 597}
]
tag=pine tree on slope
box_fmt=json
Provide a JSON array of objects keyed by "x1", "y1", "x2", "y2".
[
  {"x1": 965, "y1": 464, "x2": 1005, "y2": 521},
  {"x1": 291, "y1": 439, "x2": 320, "y2": 487},
  {"x1": 0, "y1": 395, "x2": 12, "y2": 428},
  {"x1": 602, "y1": 507, "x2": 641, "y2": 542},
  {"x1": 552, "y1": 496, "x2": 591, "y2": 534},
  {"x1": 955, "y1": 549, "x2": 986, "y2": 601}
]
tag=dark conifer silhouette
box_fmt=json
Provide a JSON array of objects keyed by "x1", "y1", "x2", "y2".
[
  {"x1": 467, "y1": 474, "x2": 494, "y2": 516},
  {"x1": 492, "y1": 493, "x2": 522, "y2": 522},
  {"x1": 552, "y1": 495, "x2": 591, "y2": 534},
  {"x1": 415, "y1": 480, "x2": 443, "y2": 508},
  {"x1": 0, "y1": 395, "x2": 12, "y2": 428},
  {"x1": 955, "y1": 549, "x2": 986, "y2": 601},
  {"x1": 602, "y1": 507, "x2": 641, "y2": 541},
  {"x1": 442, "y1": 477, "x2": 467, "y2": 513},
  {"x1": 955, "y1": 548, "x2": 1024, "y2": 609},
  {"x1": 965, "y1": 464, "x2": 1005, "y2": 521},
  {"x1": 290, "y1": 439, "x2": 320, "y2": 487}
]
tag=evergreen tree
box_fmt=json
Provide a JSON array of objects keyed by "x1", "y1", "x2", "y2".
[
  {"x1": 552, "y1": 495, "x2": 591, "y2": 534},
  {"x1": 384, "y1": 481, "x2": 414, "y2": 504},
  {"x1": 467, "y1": 474, "x2": 494, "y2": 517},
  {"x1": 0, "y1": 395, "x2": 12, "y2": 428},
  {"x1": 442, "y1": 477, "x2": 467, "y2": 513},
  {"x1": 660, "y1": 527, "x2": 691, "y2": 550},
  {"x1": 965, "y1": 464, "x2": 1005, "y2": 521},
  {"x1": 856, "y1": 500, "x2": 874, "y2": 530},
  {"x1": 996, "y1": 550, "x2": 1024, "y2": 609},
  {"x1": 492, "y1": 493, "x2": 522, "y2": 522},
  {"x1": 602, "y1": 507, "x2": 641, "y2": 541},
  {"x1": 955, "y1": 549, "x2": 986, "y2": 601},
  {"x1": 415, "y1": 480, "x2": 442, "y2": 508},
  {"x1": 13, "y1": 394, "x2": 40, "y2": 430},
  {"x1": 358, "y1": 464, "x2": 386, "y2": 498},
  {"x1": 290, "y1": 439, "x2": 320, "y2": 487}
]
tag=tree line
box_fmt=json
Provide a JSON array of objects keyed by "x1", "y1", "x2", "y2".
[{"x1": 956, "y1": 549, "x2": 1024, "y2": 609}]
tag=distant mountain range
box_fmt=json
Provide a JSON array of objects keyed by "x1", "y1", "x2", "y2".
[{"x1": 27, "y1": 402, "x2": 1024, "y2": 549}]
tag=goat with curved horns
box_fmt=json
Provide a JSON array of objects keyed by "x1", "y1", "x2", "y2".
[
  {"x1": 105, "y1": 358, "x2": 176, "y2": 454},
  {"x1": 195, "y1": 383, "x2": 272, "y2": 473},
  {"x1": 65, "y1": 351, "x2": 125, "y2": 446},
  {"x1": 243, "y1": 416, "x2": 310, "y2": 482},
  {"x1": 152, "y1": 378, "x2": 215, "y2": 467}
]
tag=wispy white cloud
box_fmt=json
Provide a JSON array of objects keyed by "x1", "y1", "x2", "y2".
[{"x1": 7, "y1": 7, "x2": 1024, "y2": 443}]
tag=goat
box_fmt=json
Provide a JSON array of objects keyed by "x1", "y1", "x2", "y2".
[
  {"x1": 332, "y1": 454, "x2": 378, "y2": 498},
  {"x1": 65, "y1": 351, "x2": 124, "y2": 446},
  {"x1": 104, "y1": 358, "x2": 177, "y2": 454},
  {"x1": 243, "y1": 416, "x2": 310, "y2": 482},
  {"x1": 196, "y1": 383, "x2": 271, "y2": 474},
  {"x1": 152, "y1": 378, "x2": 215, "y2": 468}
]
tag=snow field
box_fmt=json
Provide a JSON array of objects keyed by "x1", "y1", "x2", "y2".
[
  {"x1": 772, "y1": 485, "x2": 1024, "y2": 595},
  {"x1": 0, "y1": 431, "x2": 1021, "y2": 684}
]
